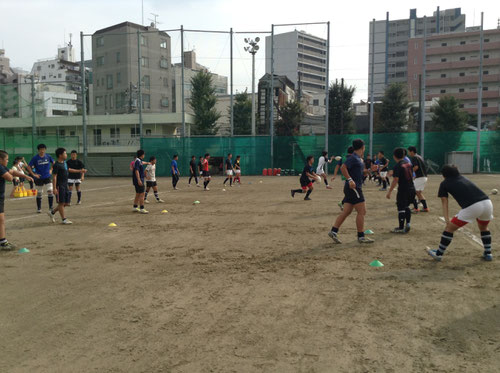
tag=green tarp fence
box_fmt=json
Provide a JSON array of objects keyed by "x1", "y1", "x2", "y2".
[{"x1": 141, "y1": 131, "x2": 500, "y2": 176}]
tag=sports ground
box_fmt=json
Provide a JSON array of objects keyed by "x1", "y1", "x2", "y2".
[{"x1": 1, "y1": 175, "x2": 499, "y2": 372}]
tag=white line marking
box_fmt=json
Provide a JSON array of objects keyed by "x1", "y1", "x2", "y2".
[{"x1": 438, "y1": 217, "x2": 483, "y2": 247}]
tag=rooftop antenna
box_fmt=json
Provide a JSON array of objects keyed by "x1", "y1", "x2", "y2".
[
  {"x1": 69, "y1": 33, "x2": 73, "y2": 47},
  {"x1": 149, "y1": 13, "x2": 161, "y2": 28}
]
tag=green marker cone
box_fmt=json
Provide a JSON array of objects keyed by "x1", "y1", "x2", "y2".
[
  {"x1": 193, "y1": 200, "x2": 200, "y2": 204},
  {"x1": 18, "y1": 248, "x2": 30, "y2": 254},
  {"x1": 369, "y1": 260, "x2": 384, "y2": 267},
  {"x1": 364, "y1": 229, "x2": 374, "y2": 235}
]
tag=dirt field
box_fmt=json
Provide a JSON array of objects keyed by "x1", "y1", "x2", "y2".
[{"x1": 1, "y1": 174, "x2": 499, "y2": 372}]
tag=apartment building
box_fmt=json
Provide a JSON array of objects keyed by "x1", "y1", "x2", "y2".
[{"x1": 408, "y1": 28, "x2": 500, "y2": 125}]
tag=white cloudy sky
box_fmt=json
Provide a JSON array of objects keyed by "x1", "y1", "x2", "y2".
[{"x1": 1, "y1": 0, "x2": 499, "y2": 101}]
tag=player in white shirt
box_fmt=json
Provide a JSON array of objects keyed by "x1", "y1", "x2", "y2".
[
  {"x1": 316, "y1": 151, "x2": 335, "y2": 189},
  {"x1": 144, "y1": 156, "x2": 164, "y2": 203}
]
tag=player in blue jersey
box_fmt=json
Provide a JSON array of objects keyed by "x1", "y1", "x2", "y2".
[{"x1": 26, "y1": 144, "x2": 55, "y2": 213}]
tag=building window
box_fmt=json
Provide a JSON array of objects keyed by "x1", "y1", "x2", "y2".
[
  {"x1": 482, "y1": 102, "x2": 488, "y2": 107},
  {"x1": 459, "y1": 72, "x2": 465, "y2": 77},
  {"x1": 313, "y1": 99, "x2": 319, "y2": 106},
  {"x1": 460, "y1": 56, "x2": 465, "y2": 61},
  {"x1": 115, "y1": 93, "x2": 124, "y2": 109},
  {"x1": 160, "y1": 40, "x2": 167, "y2": 49},
  {"x1": 414, "y1": 43, "x2": 418, "y2": 49},
  {"x1": 58, "y1": 129, "x2": 65, "y2": 137},
  {"x1": 163, "y1": 77, "x2": 169, "y2": 87},
  {"x1": 116, "y1": 52, "x2": 121, "y2": 63},
  {"x1": 484, "y1": 54, "x2": 489, "y2": 59},
  {"x1": 97, "y1": 56, "x2": 104, "y2": 66},
  {"x1": 101, "y1": 77, "x2": 104, "y2": 87},
  {"x1": 96, "y1": 78, "x2": 100, "y2": 87},
  {"x1": 106, "y1": 74, "x2": 113, "y2": 89},
  {"x1": 145, "y1": 129, "x2": 152, "y2": 136},
  {"x1": 440, "y1": 74, "x2": 446, "y2": 78},
  {"x1": 131, "y1": 127, "x2": 140, "y2": 136},
  {"x1": 440, "y1": 89, "x2": 446, "y2": 94},
  {"x1": 140, "y1": 35, "x2": 147, "y2": 46},
  {"x1": 441, "y1": 42, "x2": 447, "y2": 47},
  {"x1": 37, "y1": 66, "x2": 41, "y2": 71},
  {"x1": 58, "y1": 73, "x2": 62, "y2": 78},
  {"x1": 161, "y1": 98, "x2": 169, "y2": 107},
  {"x1": 459, "y1": 88, "x2": 465, "y2": 93},
  {"x1": 142, "y1": 94, "x2": 150, "y2": 109},
  {"x1": 484, "y1": 39, "x2": 490, "y2": 43},
  {"x1": 110, "y1": 128, "x2": 120, "y2": 138},
  {"x1": 96, "y1": 37, "x2": 104, "y2": 47},
  {"x1": 441, "y1": 58, "x2": 447, "y2": 62},
  {"x1": 413, "y1": 88, "x2": 417, "y2": 96},
  {"x1": 116, "y1": 72, "x2": 121, "y2": 85},
  {"x1": 459, "y1": 104, "x2": 464, "y2": 108},
  {"x1": 483, "y1": 86, "x2": 489, "y2": 91},
  {"x1": 70, "y1": 131, "x2": 75, "y2": 136},
  {"x1": 483, "y1": 71, "x2": 489, "y2": 75},
  {"x1": 141, "y1": 57, "x2": 149, "y2": 67},
  {"x1": 460, "y1": 41, "x2": 466, "y2": 45},
  {"x1": 143, "y1": 75, "x2": 150, "y2": 89},
  {"x1": 96, "y1": 96, "x2": 102, "y2": 106},
  {"x1": 160, "y1": 58, "x2": 169, "y2": 69},
  {"x1": 413, "y1": 73, "x2": 418, "y2": 80},
  {"x1": 414, "y1": 58, "x2": 418, "y2": 65},
  {"x1": 41, "y1": 76, "x2": 46, "y2": 80}
]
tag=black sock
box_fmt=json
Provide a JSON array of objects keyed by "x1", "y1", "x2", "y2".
[
  {"x1": 292, "y1": 189, "x2": 303, "y2": 193},
  {"x1": 144, "y1": 191, "x2": 148, "y2": 200},
  {"x1": 77, "y1": 191, "x2": 81, "y2": 202},
  {"x1": 68, "y1": 191, "x2": 72, "y2": 203},
  {"x1": 481, "y1": 231, "x2": 492, "y2": 255},
  {"x1": 323, "y1": 178, "x2": 328, "y2": 186},
  {"x1": 305, "y1": 190, "x2": 312, "y2": 199},
  {"x1": 382, "y1": 180, "x2": 387, "y2": 188},
  {"x1": 413, "y1": 199, "x2": 419, "y2": 209},
  {"x1": 204, "y1": 181, "x2": 207, "y2": 188},
  {"x1": 357, "y1": 231, "x2": 365, "y2": 238},
  {"x1": 140, "y1": 205, "x2": 144, "y2": 210},
  {"x1": 437, "y1": 231, "x2": 453, "y2": 255},
  {"x1": 195, "y1": 177, "x2": 198, "y2": 184},
  {"x1": 206, "y1": 180, "x2": 211, "y2": 186},
  {"x1": 405, "y1": 207, "x2": 411, "y2": 226},
  {"x1": 398, "y1": 210, "x2": 406, "y2": 229},
  {"x1": 133, "y1": 204, "x2": 138, "y2": 208},
  {"x1": 48, "y1": 195, "x2": 54, "y2": 209},
  {"x1": 154, "y1": 192, "x2": 159, "y2": 200},
  {"x1": 36, "y1": 197, "x2": 42, "y2": 210},
  {"x1": 230, "y1": 178, "x2": 232, "y2": 186},
  {"x1": 189, "y1": 176, "x2": 192, "y2": 184},
  {"x1": 331, "y1": 226, "x2": 339, "y2": 233},
  {"x1": 223, "y1": 178, "x2": 228, "y2": 184},
  {"x1": 421, "y1": 199, "x2": 428, "y2": 209}
]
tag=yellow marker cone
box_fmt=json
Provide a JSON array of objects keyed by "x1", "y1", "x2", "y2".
[
  {"x1": 108, "y1": 223, "x2": 117, "y2": 227},
  {"x1": 161, "y1": 210, "x2": 168, "y2": 213}
]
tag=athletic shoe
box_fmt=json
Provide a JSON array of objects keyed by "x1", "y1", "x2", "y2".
[
  {"x1": 156, "y1": 199, "x2": 165, "y2": 203},
  {"x1": 338, "y1": 201, "x2": 344, "y2": 211},
  {"x1": 379, "y1": 187, "x2": 387, "y2": 191},
  {"x1": 196, "y1": 184, "x2": 201, "y2": 188},
  {"x1": 139, "y1": 209, "x2": 149, "y2": 214},
  {"x1": 421, "y1": 208, "x2": 430, "y2": 213},
  {"x1": 144, "y1": 200, "x2": 150, "y2": 204},
  {"x1": 405, "y1": 225, "x2": 411, "y2": 233},
  {"x1": 328, "y1": 230, "x2": 342, "y2": 244},
  {"x1": 174, "y1": 187, "x2": 180, "y2": 190},
  {"x1": 411, "y1": 208, "x2": 419, "y2": 214},
  {"x1": 77, "y1": 201, "x2": 82, "y2": 205},
  {"x1": 230, "y1": 185, "x2": 233, "y2": 187},
  {"x1": 483, "y1": 253, "x2": 493, "y2": 261},
  {"x1": 326, "y1": 185, "x2": 333, "y2": 190},
  {"x1": 358, "y1": 236, "x2": 374, "y2": 244},
  {"x1": 291, "y1": 190, "x2": 295, "y2": 198},
  {"x1": 204, "y1": 188, "x2": 210, "y2": 191},
  {"x1": 188, "y1": 184, "x2": 191, "y2": 187},
  {"x1": 62, "y1": 219, "x2": 73, "y2": 225},
  {"x1": 0, "y1": 241, "x2": 15, "y2": 251},
  {"x1": 47, "y1": 211, "x2": 56, "y2": 223},
  {"x1": 132, "y1": 207, "x2": 140, "y2": 212},
  {"x1": 304, "y1": 197, "x2": 311, "y2": 201},
  {"x1": 37, "y1": 209, "x2": 41, "y2": 214},
  {"x1": 427, "y1": 249, "x2": 443, "y2": 262},
  {"x1": 390, "y1": 227, "x2": 406, "y2": 234}
]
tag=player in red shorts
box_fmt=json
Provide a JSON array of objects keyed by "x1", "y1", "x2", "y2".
[
  {"x1": 428, "y1": 165, "x2": 493, "y2": 262},
  {"x1": 291, "y1": 155, "x2": 317, "y2": 201}
]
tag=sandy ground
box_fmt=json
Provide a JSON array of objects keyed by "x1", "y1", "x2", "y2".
[{"x1": 1, "y1": 174, "x2": 499, "y2": 372}]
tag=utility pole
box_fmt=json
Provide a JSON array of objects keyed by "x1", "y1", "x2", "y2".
[
  {"x1": 476, "y1": 12, "x2": 484, "y2": 173},
  {"x1": 325, "y1": 21, "x2": 330, "y2": 152},
  {"x1": 270, "y1": 25, "x2": 274, "y2": 169},
  {"x1": 29, "y1": 75, "x2": 36, "y2": 155},
  {"x1": 230, "y1": 28, "x2": 234, "y2": 136},
  {"x1": 80, "y1": 31, "x2": 87, "y2": 159},
  {"x1": 244, "y1": 37, "x2": 260, "y2": 136},
  {"x1": 137, "y1": 31, "x2": 143, "y2": 138},
  {"x1": 369, "y1": 19, "x2": 375, "y2": 157},
  {"x1": 420, "y1": 17, "x2": 427, "y2": 159},
  {"x1": 181, "y1": 25, "x2": 186, "y2": 136},
  {"x1": 340, "y1": 78, "x2": 344, "y2": 135}
]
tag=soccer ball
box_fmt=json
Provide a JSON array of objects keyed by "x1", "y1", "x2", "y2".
[
  {"x1": 335, "y1": 156, "x2": 341, "y2": 161},
  {"x1": 492, "y1": 189, "x2": 498, "y2": 195},
  {"x1": 314, "y1": 175, "x2": 321, "y2": 182}
]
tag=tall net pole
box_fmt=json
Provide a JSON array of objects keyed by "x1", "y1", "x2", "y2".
[
  {"x1": 420, "y1": 17, "x2": 427, "y2": 158},
  {"x1": 369, "y1": 19, "x2": 375, "y2": 156},
  {"x1": 80, "y1": 31, "x2": 88, "y2": 159},
  {"x1": 324, "y1": 21, "x2": 330, "y2": 153},
  {"x1": 270, "y1": 24, "x2": 274, "y2": 169},
  {"x1": 476, "y1": 12, "x2": 484, "y2": 173},
  {"x1": 137, "y1": 31, "x2": 143, "y2": 138}
]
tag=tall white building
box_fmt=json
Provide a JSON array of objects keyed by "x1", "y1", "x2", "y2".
[{"x1": 265, "y1": 30, "x2": 327, "y2": 93}]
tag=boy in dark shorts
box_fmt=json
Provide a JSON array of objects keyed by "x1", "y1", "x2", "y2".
[
  {"x1": 328, "y1": 139, "x2": 374, "y2": 244},
  {"x1": 188, "y1": 155, "x2": 200, "y2": 187},
  {"x1": 201, "y1": 153, "x2": 211, "y2": 191},
  {"x1": 0, "y1": 150, "x2": 34, "y2": 250},
  {"x1": 48, "y1": 148, "x2": 85, "y2": 224},
  {"x1": 27, "y1": 144, "x2": 55, "y2": 213},
  {"x1": 377, "y1": 150, "x2": 389, "y2": 191},
  {"x1": 67, "y1": 150, "x2": 86, "y2": 205},
  {"x1": 386, "y1": 148, "x2": 415, "y2": 233},
  {"x1": 427, "y1": 165, "x2": 493, "y2": 262},
  {"x1": 144, "y1": 156, "x2": 164, "y2": 203},
  {"x1": 233, "y1": 155, "x2": 241, "y2": 185},
  {"x1": 291, "y1": 155, "x2": 317, "y2": 200},
  {"x1": 132, "y1": 149, "x2": 148, "y2": 214},
  {"x1": 408, "y1": 146, "x2": 429, "y2": 213},
  {"x1": 332, "y1": 146, "x2": 354, "y2": 211},
  {"x1": 171, "y1": 154, "x2": 180, "y2": 190}
]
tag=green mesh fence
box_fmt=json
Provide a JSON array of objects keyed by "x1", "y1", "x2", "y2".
[
  {"x1": 142, "y1": 131, "x2": 500, "y2": 176},
  {"x1": 0, "y1": 130, "x2": 80, "y2": 167}
]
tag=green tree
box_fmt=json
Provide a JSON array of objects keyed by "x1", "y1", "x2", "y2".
[
  {"x1": 376, "y1": 83, "x2": 410, "y2": 132},
  {"x1": 275, "y1": 100, "x2": 305, "y2": 136},
  {"x1": 328, "y1": 79, "x2": 355, "y2": 134},
  {"x1": 189, "y1": 70, "x2": 221, "y2": 135},
  {"x1": 431, "y1": 96, "x2": 468, "y2": 131},
  {"x1": 231, "y1": 91, "x2": 252, "y2": 135}
]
